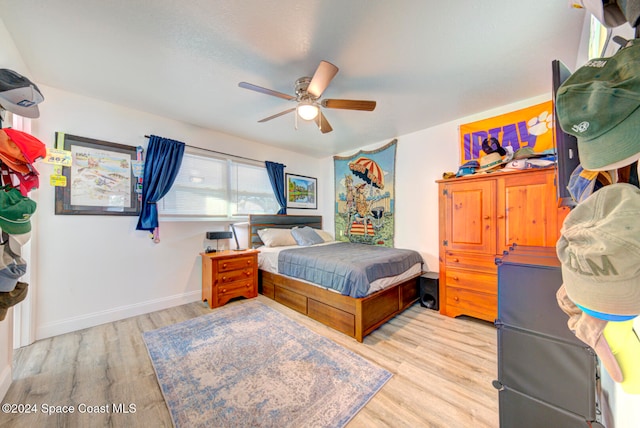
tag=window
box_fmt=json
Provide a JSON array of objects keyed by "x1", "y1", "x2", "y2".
[
  {"x1": 158, "y1": 150, "x2": 279, "y2": 218},
  {"x1": 588, "y1": 15, "x2": 609, "y2": 59}
]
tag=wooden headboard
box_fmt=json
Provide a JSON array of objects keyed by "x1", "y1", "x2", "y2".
[{"x1": 247, "y1": 214, "x2": 322, "y2": 248}]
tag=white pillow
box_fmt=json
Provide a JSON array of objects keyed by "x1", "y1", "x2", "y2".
[
  {"x1": 314, "y1": 229, "x2": 334, "y2": 242},
  {"x1": 257, "y1": 228, "x2": 297, "y2": 247}
]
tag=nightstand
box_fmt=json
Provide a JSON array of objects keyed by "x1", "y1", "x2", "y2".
[{"x1": 200, "y1": 249, "x2": 259, "y2": 309}]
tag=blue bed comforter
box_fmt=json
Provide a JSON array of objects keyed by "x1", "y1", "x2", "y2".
[{"x1": 278, "y1": 242, "x2": 423, "y2": 298}]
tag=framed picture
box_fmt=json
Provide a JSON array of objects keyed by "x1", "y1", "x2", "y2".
[
  {"x1": 54, "y1": 133, "x2": 142, "y2": 215},
  {"x1": 286, "y1": 173, "x2": 317, "y2": 209}
]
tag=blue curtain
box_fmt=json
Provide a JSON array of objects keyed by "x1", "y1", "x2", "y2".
[
  {"x1": 265, "y1": 161, "x2": 286, "y2": 214},
  {"x1": 136, "y1": 135, "x2": 185, "y2": 242}
]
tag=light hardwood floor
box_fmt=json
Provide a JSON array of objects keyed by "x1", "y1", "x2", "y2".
[{"x1": 0, "y1": 295, "x2": 498, "y2": 427}]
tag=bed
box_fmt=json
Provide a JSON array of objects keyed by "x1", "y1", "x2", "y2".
[{"x1": 248, "y1": 214, "x2": 424, "y2": 342}]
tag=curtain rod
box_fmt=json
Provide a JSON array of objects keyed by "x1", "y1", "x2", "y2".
[{"x1": 144, "y1": 135, "x2": 263, "y2": 164}]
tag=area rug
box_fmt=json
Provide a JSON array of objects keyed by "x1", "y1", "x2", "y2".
[{"x1": 142, "y1": 300, "x2": 392, "y2": 427}]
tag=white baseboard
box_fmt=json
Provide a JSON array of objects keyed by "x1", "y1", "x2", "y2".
[
  {"x1": 0, "y1": 364, "x2": 11, "y2": 402},
  {"x1": 36, "y1": 291, "x2": 201, "y2": 340}
]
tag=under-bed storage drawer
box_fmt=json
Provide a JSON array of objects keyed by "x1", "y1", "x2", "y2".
[
  {"x1": 308, "y1": 298, "x2": 354, "y2": 337},
  {"x1": 274, "y1": 285, "x2": 307, "y2": 314}
]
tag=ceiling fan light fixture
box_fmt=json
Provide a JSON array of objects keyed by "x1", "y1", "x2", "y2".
[{"x1": 297, "y1": 102, "x2": 319, "y2": 121}]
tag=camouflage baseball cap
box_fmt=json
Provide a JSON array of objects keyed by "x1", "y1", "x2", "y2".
[
  {"x1": 556, "y1": 41, "x2": 640, "y2": 170},
  {"x1": 557, "y1": 183, "x2": 640, "y2": 315}
]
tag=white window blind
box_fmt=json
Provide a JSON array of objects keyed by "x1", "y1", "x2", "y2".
[{"x1": 158, "y1": 151, "x2": 279, "y2": 218}]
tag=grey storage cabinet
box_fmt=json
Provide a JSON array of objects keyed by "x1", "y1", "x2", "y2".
[{"x1": 494, "y1": 246, "x2": 605, "y2": 427}]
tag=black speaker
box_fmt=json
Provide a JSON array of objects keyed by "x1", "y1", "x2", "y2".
[{"x1": 419, "y1": 272, "x2": 439, "y2": 310}]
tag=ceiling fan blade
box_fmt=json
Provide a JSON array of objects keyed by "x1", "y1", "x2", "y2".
[
  {"x1": 238, "y1": 82, "x2": 296, "y2": 101},
  {"x1": 258, "y1": 107, "x2": 296, "y2": 123},
  {"x1": 307, "y1": 61, "x2": 339, "y2": 98},
  {"x1": 314, "y1": 111, "x2": 333, "y2": 133},
  {"x1": 322, "y1": 99, "x2": 377, "y2": 111}
]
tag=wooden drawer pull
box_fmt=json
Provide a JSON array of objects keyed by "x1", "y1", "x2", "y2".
[
  {"x1": 221, "y1": 289, "x2": 227, "y2": 293},
  {"x1": 452, "y1": 276, "x2": 459, "y2": 281},
  {"x1": 483, "y1": 215, "x2": 490, "y2": 220},
  {"x1": 451, "y1": 258, "x2": 459, "y2": 262},
  {"x1": 454, "y1": 296, "x2": 459, "y2": 301},
  {"x1": 247, "y1": 260, "x2": 251, "y2": 265},
  {"x1": 222, "y1": 263, "x2": 228, "y2": 269}
]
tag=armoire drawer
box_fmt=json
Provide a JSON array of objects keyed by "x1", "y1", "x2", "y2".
[
  {"x1": 445, "y1": 286, "x2": 497, "y2": 321},
  {"x1": 444, "y1": 250, "x2": 497, "y2": 273},
  {"x1": 445, "y1": 268, "x2": 497, "y2": 294}
]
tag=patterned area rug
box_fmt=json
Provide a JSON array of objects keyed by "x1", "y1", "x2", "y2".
[{"x1": 143, "y1": 300, "x2": 392, "y2": 427}]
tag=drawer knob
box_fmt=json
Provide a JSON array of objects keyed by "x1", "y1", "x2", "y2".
[
  {"x1": 452, "y1": 258, "x2": 459, "y2": 262},
  {"x1": 452, "y1": 276, "x2": 459, "y2": 281},
  {"x1": 222, "y1": 263, "x2": 228, "y2": 269},
  {"x1": 221, "y1": 289, "x2": 227, "y2": 293},
  {"x1": 222, "y1": 276, "x2": 227, "y2": 281},
  {"x1": 454, "y1": 296, "x2": 459, "y2": 301},
  {"x1": 245, "y1": 271, "x2": 251, "y2": 276},
  {"x1": 247, "y1": 260, "x2": 251, "y2": 265},
  {"x1": 483, "y1": 215, "x2": 490, "y2": 220},
  {"x1": 246, "y1": 283, "x2": 250, "y2": 288}
]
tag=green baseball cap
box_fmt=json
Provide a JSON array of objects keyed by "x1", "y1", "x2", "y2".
[
  {"x1": 556, "y1": 41, "x2": 640, "y2": 170},
  {"x1": 0, "y1": 187, "x2": 36, "y2": 235}
]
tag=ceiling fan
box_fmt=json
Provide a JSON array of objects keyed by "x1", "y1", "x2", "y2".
[{"x1": 238, "y1": 60, "x2": 376, "y2": 134}]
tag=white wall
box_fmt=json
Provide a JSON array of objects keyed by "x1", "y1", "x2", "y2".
[{"x1": 28, "y1": 85, "x2": 322, "y2": 340}]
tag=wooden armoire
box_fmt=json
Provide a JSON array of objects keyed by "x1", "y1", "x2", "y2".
[{"x1": 437, "y1": 168, "x2": 570, "y2": 322}]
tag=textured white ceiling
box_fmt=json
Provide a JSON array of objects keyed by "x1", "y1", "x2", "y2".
[{"x1": 0, "y1": 0, "x2": 586, "y2": 157}]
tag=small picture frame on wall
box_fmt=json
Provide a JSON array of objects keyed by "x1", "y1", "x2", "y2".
[
  {"x1": 54, "y1": 133, "x2": 141, "y2": 216},
  {"x1": 286, "y1": 173, "x2": 317, "y2": 209}
]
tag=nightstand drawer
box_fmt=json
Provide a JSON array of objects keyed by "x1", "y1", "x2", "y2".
[
  {"x1": 218, "y1": 279, "x2": 255, "y2": 299},
  {"x1": 218, "y1": 256, "x2": 255, "y2": 272},
  {"x1": 217, "y1": 268, "x2": 254, "y2": 284}
]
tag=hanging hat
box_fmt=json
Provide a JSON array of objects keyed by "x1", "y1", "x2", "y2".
[
  {"x1": 0, "y1": 281, "x2": 28, "y2": 321},
  {"x1": 615, "y1": 0, "x2": 640, "y2": 27},
  {"x1": 570, "y1": 0, "x2": 627, "y2": 28},
  {"x1": 0, "y1": 129, "x2": 31, "y2": 174},
  {"x1": 0, "y1": 244, "x2": 26, "y2": 292},
  {"x1": 567, "y1": 164, "x2": 613, "y2": 204},
  {"x1": 556, "y1": 183, "x2": 640, "y2": 316},
  {"x1": 0, "y1": 187, "x2": 36, "y2": 235},
  {"x1": 0, "y1": 69, "x2": 44, "y2": 119},
  {"x1": 2, "y1": 128, "x2": 46, "y2": 164},
  {"x1": 556, "y1": 41, "x2": 640, "y2": 170}
]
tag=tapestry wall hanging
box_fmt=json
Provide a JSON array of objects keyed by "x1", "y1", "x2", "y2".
[{"x1": 334, "y1": 139, "x2": 396, "y2": 247}]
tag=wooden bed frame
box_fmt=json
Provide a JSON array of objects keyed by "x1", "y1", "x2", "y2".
[{"x1": 248, "y1": 214, "x2": 422, "y2": 342}]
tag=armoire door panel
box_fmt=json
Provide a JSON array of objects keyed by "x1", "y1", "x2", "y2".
[
  {"x1": 444, "y1": 180, "x2": 495, "y2": 254},
  {"x1": 497, "y1": 170, "x2": 558, "y2": 253}
]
